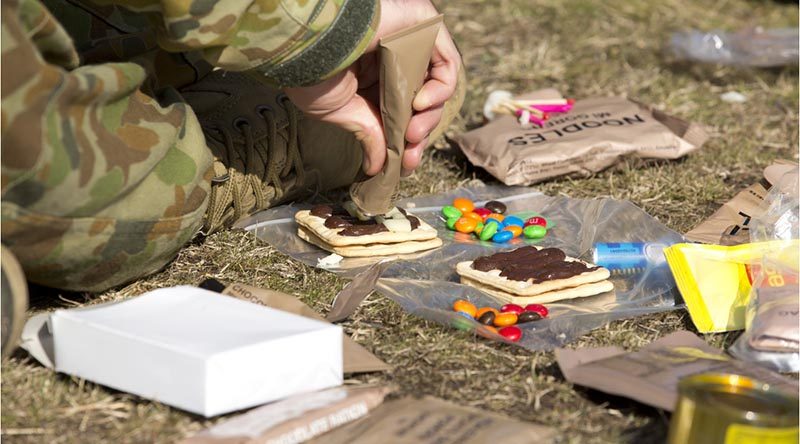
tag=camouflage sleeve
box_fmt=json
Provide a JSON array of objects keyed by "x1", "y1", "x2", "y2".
[{"x1": 92, "y1": 0, "x2": 380, "y2": 87}]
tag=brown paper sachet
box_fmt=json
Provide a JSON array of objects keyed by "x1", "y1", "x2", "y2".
[
  {"x1": 326, "y1": 261, "x2": 386, "y2": 323},
  {"x1": 200, "y1": 279, "x2": 390, "y2": 374},
  {"x1": 349, "y1": 16, "x2": 442, "y2": 216},
  {"x1": 305, "y1": 396, "x2": 556, "y2": 444},
  {"x1": 686, "y1": 159, "x2": 798, "y2": 245},
  {"x1": 555, "y1": 330, "x2": 799, "y2": 411},
  {"x1": 453, "y1": 91, "x2": 709, "y2": 186},
  {"x1": 181, "y1": 385, "x2": 391, "y2": 444}
]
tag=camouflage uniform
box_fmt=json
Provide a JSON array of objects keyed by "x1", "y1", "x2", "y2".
[{"x1": 1, "y1": 0, "x2": 380, "y2": 291}]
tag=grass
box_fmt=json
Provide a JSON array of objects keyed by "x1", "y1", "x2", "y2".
[{"x1": 2, "y1": 0, "x2": 798, "y2": 442}]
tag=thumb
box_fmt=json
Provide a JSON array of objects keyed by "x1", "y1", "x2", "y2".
[{"x1": 315, "y1": 95, "x2": 387, "y2": 176}]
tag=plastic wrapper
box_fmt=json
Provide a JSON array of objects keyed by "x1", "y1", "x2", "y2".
[
  {"x1": 669, "y1": 28, "x2": 799, "y2": 67},
  {"x1": 730, "y1": 167, "x2": 800, "y2": 372},
  {"x1": 243, "y1": 186, "x2": 684, "y2": 351}
]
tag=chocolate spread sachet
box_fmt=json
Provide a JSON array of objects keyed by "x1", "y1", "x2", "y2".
[{"x1": 349, "y1": 16, "x2": 442, "y2": 215}]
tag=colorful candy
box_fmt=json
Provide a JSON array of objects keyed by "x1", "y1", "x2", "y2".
[
  {"x1": 525, "y1": 216, "x2": 547, "y2": 227},
  {"x1": 523, "y1": 224, "x2": 547, "y2": 239},
  {"x1": 452, "y1": 198, "x2": 475, "y2": 214},
  {"x1": 486, "y1": 213, "x2": 505, "y2": 222},
  {"x1": 479, "y1": 221, "x2": 499, "y2": 241},
  {"x1": 524, "y1": 304, "x2": 549, "y2": 318},
  {"x1": 455, "y1": 217, "x2": 478, "y2": 234},
  {"x1": 517, "y1": 311, "x2": 542, "y2": 323},
  {"x1": 464, "y1": 212, "x2": 483, "y2": 223},
  {"x1": 498, "y1": 326, "x2": 522, "y2": 342},
  {"x1": 442, "y1": 205, "x2": 462, "y2": 219},
  {"x1": 484, "y1": 200, "x2": 507, "y2": 214},
  {"x1": 450, "y1": 301, "x2": 552, "y2": 342},
  {"x1": 492, "y1": 230, "x2": 513, "y2": 243},
  {"x1": 446, "y1": 216, "x2": 460, "y2": 230},
  {"x1": 493, "y1": 312, "x2": 518, "y2": 327},
  {"x1": 500, "y1": 304, "x2": 524, "y2": 314},
  {"x1": 472, "y1": 208, "x2": 492, "y2": 220},
  {"x1": 477, "y1": 311, "x2": 496, "y2": 325},
  {"x1": 453, "y1": 300, "x2": 477, "y2": 318},
  {"x1": 475, "y1": 307, "x2": 499, "y2": 318},
  {"x1": 503, "y1": 216, "x2": 525, "y2": 227},
  {"x1": 443, "y1": 197, "x2": 548, "y2": 244}
]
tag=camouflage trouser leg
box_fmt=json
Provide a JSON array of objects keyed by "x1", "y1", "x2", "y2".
[{"x1": 1, "y1": 0, "x2": 214, "y2": 292}]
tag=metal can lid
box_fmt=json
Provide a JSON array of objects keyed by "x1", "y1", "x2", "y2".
[{"x1": 678, "y1": 373, "x2": 799, "y2": 425}]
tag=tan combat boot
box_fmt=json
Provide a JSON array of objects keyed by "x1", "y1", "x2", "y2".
[
  {"x1": 183, "y1": 68, "x2": 465, "y2": 233},
  {"x1": 2, "y1": 245, "x2": 28, "y2": 358},
  {"x1": 181, "y1": 71, "x2": 365, "y2": 234}
]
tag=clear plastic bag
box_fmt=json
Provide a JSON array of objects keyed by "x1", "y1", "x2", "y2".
[
  {"x1": 730, "y1": 167, "x2": 799, "y2": 371},
  {"x1": 245, "y1": 186, "x2": 684, "y2": 351},
  {"x1": 670, "y1": 28, "x2": 799, "y2": 67}
]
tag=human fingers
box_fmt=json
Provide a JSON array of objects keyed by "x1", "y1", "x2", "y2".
[
  {"x1": 406, "y1": 104, "x2": 443, "y2": 144},
  {"x1": 413, "y1": 27, "x2": 460, "y2": 111}
]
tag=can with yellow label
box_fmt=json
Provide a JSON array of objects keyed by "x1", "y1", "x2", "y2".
[{"x1": 667, "y1": 373, "x2": 799, "y2": 444}]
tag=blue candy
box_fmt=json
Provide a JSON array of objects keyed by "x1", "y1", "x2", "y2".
[
  {"x1": 503, "y1": 216, "x2": 524, "y2": 227},
  {"x1": 492, "y1": 230, "x2": 514, "y2": 243}
]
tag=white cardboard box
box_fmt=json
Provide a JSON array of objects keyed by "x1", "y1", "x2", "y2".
[{"x1": 44, "y1": 286, "x2": 342, "y2": 417}]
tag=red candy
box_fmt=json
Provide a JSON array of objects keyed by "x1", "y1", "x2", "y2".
[
  {"x1": 500, "y1": 303, "x2": 524, "y2": 314},
  {"x1": 472, "y1": 208, "x2": 492, "y2": 220},
  {"x1": 524, "y1": 216, "x2": 547, "y2": 227},
  {"x1": 524, "y1": 304, "x2": 549, "y2": 318},
  {"x1": 498, "y1": 326, "x2": 522, "y2": 342}
]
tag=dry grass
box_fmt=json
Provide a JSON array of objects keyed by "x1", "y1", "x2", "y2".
[{"x1": 2, "y1": 0, "x2": 798, "y2": 442}]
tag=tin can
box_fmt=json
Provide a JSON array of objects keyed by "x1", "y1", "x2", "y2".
[
  {"x1": 667, "y1": 373, "x2": 799, "y2": 444},
  {"x1": 592, "y1": 242, "x2": 668, "y2": 274}
]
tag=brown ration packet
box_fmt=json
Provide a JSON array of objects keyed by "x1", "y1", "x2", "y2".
[
  {"x1": 218, "y1": 282, "x2": 390, "y2": 374},
  {"x1": 306, "y1": 396, "x2": 557, "y2": 444},
  {"x1": 181, "y1": 386, "x2": 390, "y2": 444},
  {"x1": 555, "y1": 331, "x2": 799, "y2": 411},
  {"x1": 454, "y1": 90, "x2": 708, "y2": 185},
  {"x1": 686, "y1": 160, "x2": 798, "y2": 244}
]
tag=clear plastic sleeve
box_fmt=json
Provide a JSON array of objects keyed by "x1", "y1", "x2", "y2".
[
  {"x1": 245, "y1": 186, "x2": 684, "y2": 351},
  {"x1": 669, "y1": 28, "x2": 799, "y2": 67}
]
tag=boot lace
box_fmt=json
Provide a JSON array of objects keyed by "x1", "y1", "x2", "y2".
[{"x1": 202, "y1": 95, "x2": 305, "y2": 234}]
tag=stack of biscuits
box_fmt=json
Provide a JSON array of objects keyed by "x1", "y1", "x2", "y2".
[
  {"x1": 456, "y1": 246, "x2": 613, "y2": 304},
  {"x1": 295, "y1": 204, "x2": 442, "y2": 257}
]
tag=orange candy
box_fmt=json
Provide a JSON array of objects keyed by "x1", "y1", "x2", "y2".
[
  {"x1": 475, "y1": 307, "x2": 499, "y2": 318},
  {"x1": 478, "y1": 325, "x2": 499, "y2": 338},
  {"x1": 493, "y1": 312, "x2": 518, "y2": 327},
  {"x1": 487, "y1": 213, "x2": 505, "y2": 222},
  {"x1": 454, "y1": 217, "x2": 478, "y2": 234},
  {"x1": 452, "y1": 198, "x2": 475, "y2": 214},
  {"x1": 504, "y1": 225, "x2": 523, "y2": 238},
  {"x1": 463, "y1": 212, "x2": 483, "y2": 223},
  {"x1": 452, "y1": 300, "x2": 477, "y2": 318}
]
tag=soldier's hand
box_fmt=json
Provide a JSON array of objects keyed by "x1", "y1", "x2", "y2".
[{"x1": 284, "y1": 0, "x2": 461, "y2": 177}]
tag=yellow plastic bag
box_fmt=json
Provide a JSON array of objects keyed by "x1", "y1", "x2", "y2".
[{"x1": 664, "y1": 240, "x2": 799, "y2": 333}]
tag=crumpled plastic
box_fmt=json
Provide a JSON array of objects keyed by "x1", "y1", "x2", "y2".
[
  {"x1": 729, "y1": 166, "x2": 800, "y2": 372},
  {"x1": 242, "y1": 186, "x2": 684, "y2": 351}
]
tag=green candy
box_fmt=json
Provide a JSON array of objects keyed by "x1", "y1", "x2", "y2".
[
  {"x1": 479, "y1": 221, "x2": 499, "y2": 241},
  {"x1": 442, "y1": 205, "x2": 462, "y2": 219},
  {"x1": 446, "y1": 216, "x2": 460, "y2": 230},
  {"x1": 523, "y1": 224, "x2": 547, "y2": 239}
]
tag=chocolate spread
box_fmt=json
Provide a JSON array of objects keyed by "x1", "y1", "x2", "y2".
[
  {"x1": 472, "y1": 246, "x2": 598, "y2": 283},
  {"x1": 310, "y1": 204, "x2": 420, "y2": 236}
]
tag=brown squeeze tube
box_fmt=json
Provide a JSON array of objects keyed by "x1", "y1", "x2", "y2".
[{"x1": 349, "y1": 16, "x2": 443, "y2": 216}]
